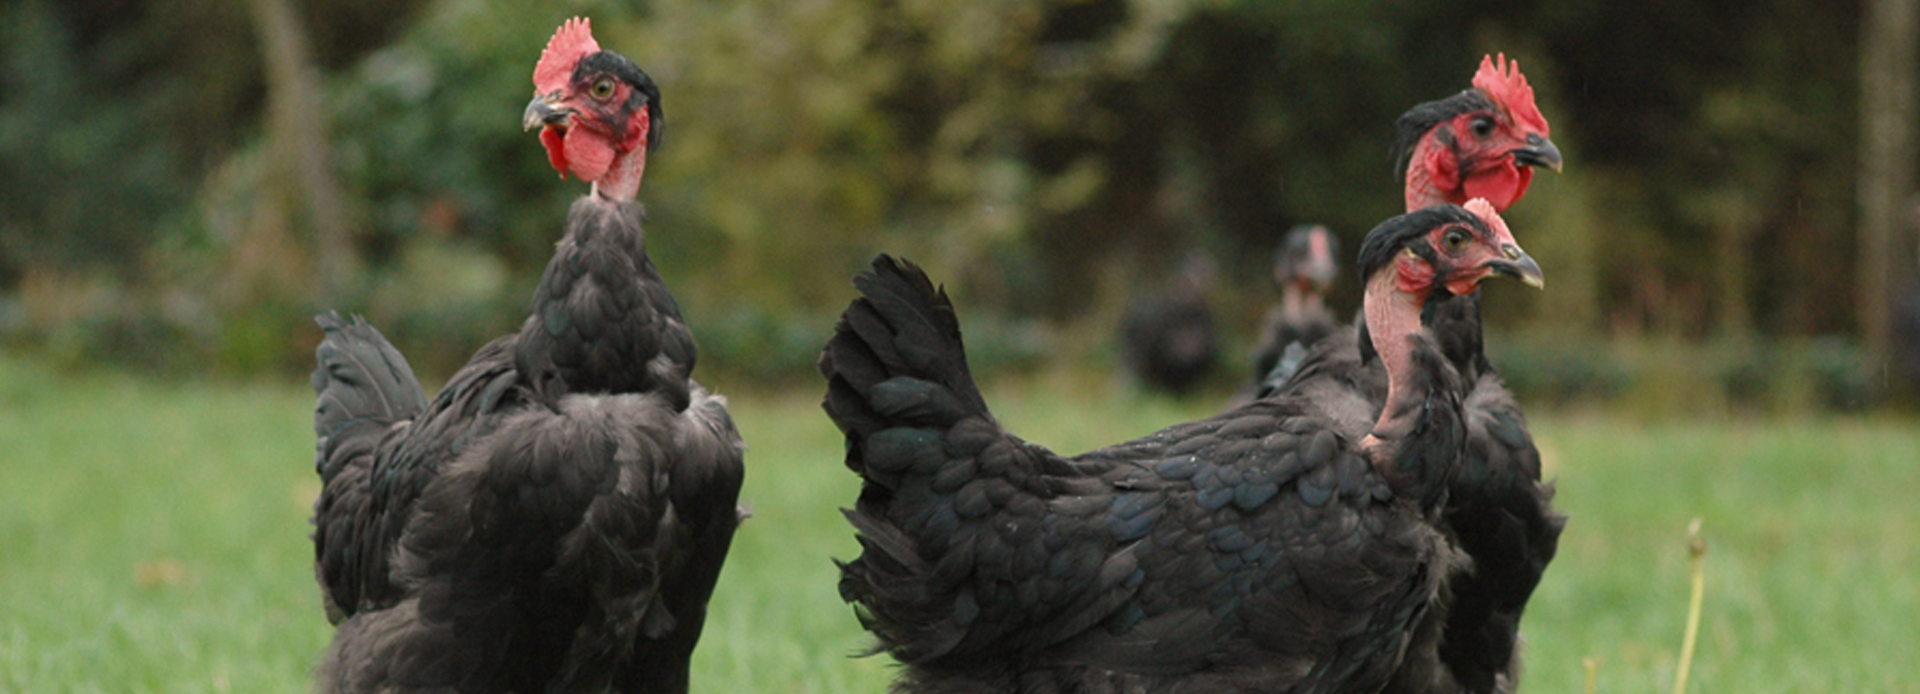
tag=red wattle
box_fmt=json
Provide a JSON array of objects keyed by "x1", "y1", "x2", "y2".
[
  {"x1": 1446, "y1": 275, "x2": 1487, "y2": 298},
  {"x1": 563, "y1": 127, "x2": 614, "y2": 183},
  {"x1": 1463, "y1": 163, "x2": 1530, "y2": 211},
  {"x1": 541, "y1": 127, "x2": 569, "y2": 179}
]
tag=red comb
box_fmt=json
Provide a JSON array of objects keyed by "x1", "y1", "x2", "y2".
[
  {"x1": 1472, "y1": 53, "x2": 1549, "y2": 135},
  {"x1": 534, "y1": 17, "x2": 600, "y2": 95},
  {"x1": 1463, "y1": 198, "x2": 1513, "y2": 244}
]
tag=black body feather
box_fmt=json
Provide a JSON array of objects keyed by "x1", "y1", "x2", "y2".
[
  {"x1": 823, "y1": 209, "x2": 1479, "y2": 694},
  {"x1": 1247, "y1": 310, "x2": 1338, "y2": 397},
  {"x1": 309, "y1": 198, "x2": 744, "y2": 694}
]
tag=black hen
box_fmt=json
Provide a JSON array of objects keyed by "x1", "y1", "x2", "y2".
[
  {"x1": 309, "y1": 18, "x2": 744, "y2": 694},
  {"x1": 1119, "y1": 254, "x2": 1219, "y2": 396},
  {"x1": 1895, "y1": 280, "x2": 1920, "y2": 393},
  {"x1": 822, "y1": 203, "x2": 1543, "y2": 694},
  {"x1": 1244, "y1": 224, "x2": 1342, "y2": 397}
]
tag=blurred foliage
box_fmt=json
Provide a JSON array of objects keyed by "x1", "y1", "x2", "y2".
[
  {"x1": 1, "y1": 0, "x2": 1914, "y2": 404},
  {"x1": 1, "y1": 0, "x2": 245, "y2": 284},
  {"x1": 1491, "y1": 331, "x2": 1885, "y2": 414},
  {"x1": 0, "y1": 0, "x2": 421, "y2": 281}
]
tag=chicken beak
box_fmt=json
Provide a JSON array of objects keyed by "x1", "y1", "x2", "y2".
[
  {"x1": 523, "y1": 94, "x2": 570, "y2": 132},
  {"x1": 1513, "y1": 133, "x2": 1563, "y2": 173},
  {"x1": 1486, "y1": 243, "x2": 1546, "y2": 289}
]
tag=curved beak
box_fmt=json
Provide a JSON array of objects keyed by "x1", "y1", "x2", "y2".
[
  {"x1": 1512, "y1": 133, "x2": 1563, "y2": 172},
  {"x1": 1486, "y1": 243, "x2": 1546, "y2": 289},
  {"x1": 523, "y1": 94, "x2": 571, "y2": 132}
]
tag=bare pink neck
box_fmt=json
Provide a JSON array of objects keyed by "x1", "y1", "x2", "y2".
[
  {"x1": 1403, "y1": 135, "x2": 1453, "y2": 212},
  {"x1": 1359, "y1": 256, "x2": 1431, "y2": 462},
  {"x1": 591, "y1": 147, "x2": 648, "y2": 203},
  {"x1": 1280, "y1": 283, "x2": 1322, "y2": 319}
]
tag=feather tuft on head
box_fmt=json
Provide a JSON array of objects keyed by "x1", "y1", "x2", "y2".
[
  {"x1": 534, "y1": 17, "x2": 600, "y2": 96},
  {"x1": 1472, "y1": 53, "x2": 1549, "y2": 135}
]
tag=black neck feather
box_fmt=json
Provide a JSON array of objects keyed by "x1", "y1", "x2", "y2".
[{"x1": 514, "y1": 199, "x2": 695, "y2": 410}]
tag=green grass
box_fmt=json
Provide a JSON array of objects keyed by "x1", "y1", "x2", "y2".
[
  {"x1": 1, "y1": 357, "x2": 1916, "y2": 692},
  {"x1": 1525, "y1": 414, "x2": 1920, "y2": 694}
]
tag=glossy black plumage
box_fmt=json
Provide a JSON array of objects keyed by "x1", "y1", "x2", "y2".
[
  {"x1": 1247, "y1": 306, "x2": 1338, "y2": 397},
  {"x1": 822, "y1": 207, "x2": 1502, "y2": 694},
  {"x1": 310, "y1": 198, "x2": 744, "y2": 694}
]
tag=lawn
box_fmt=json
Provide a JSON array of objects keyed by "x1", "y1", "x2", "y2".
[{"x1": 1, "y1": 357, "x2": 1915, "y2": 693}]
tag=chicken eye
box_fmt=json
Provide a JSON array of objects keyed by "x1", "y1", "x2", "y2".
[
  {"x1": 590, "y1": 77, "x2": 615, "y2": 100},
  {"x1": 1443, "y1": 227, "x2": 1470, "y2": 252},
  {"x1": 1470, "y1": 116, "x2": 1494, "y2": 137}
]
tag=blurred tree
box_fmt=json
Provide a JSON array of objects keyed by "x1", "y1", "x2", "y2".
[
  {"x1": 0, "y1": 0, "x2": 254, "y2": 283},
  {"x1": 0, "y1": 0, "x2": 425, "y2": 282},
  {"x1": 250, "y1": 0, "x2": 352, "y2": 302},
  {"x1": 1532, "y1": 0, "x2": 1866, "y2": 338},
  {"x1": 3, "y1": 0, "x2": 1915, "y2": 400},
  {"x1": 1859, "y1": 0, "x2": 1917, "y2": 372},
  {"x1": 0, "y1": 0, "x2": 426, "y2": 372}
]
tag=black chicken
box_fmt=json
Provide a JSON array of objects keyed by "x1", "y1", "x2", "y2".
[
  {"x1": 1119, "y1": 254, "x2": 1220, "y2": 396},
  {"x1": 1281, "y1": 55, "x2": 1567, "y2": 694},
  {"x1": 821, "y1": 201, "x2": 1544, "y2": 694},
  {"x1": 1894, "y1": 280, "x2": 1920, "y2": 392},
  {"x1": 309, "y1": 18, "x2": 744, "y2": 694},
  {"x1": 1244, "y1": 224, "x2": 1342, "y2": 396}
]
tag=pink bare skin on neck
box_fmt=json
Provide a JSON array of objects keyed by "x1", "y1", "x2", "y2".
[
  {"x1": 1280, "y1": 282, "x2": 1324, "y2": 319},
  {"x1": 591, "y1": 143, "x2": 647, "y2": 203},
  {"x1": 1405, "y1": 136, "x2": 1460, "y2": 212},
  {"x1": 1359, "y1": 251, "x2": 1435, "y2": 463}
]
